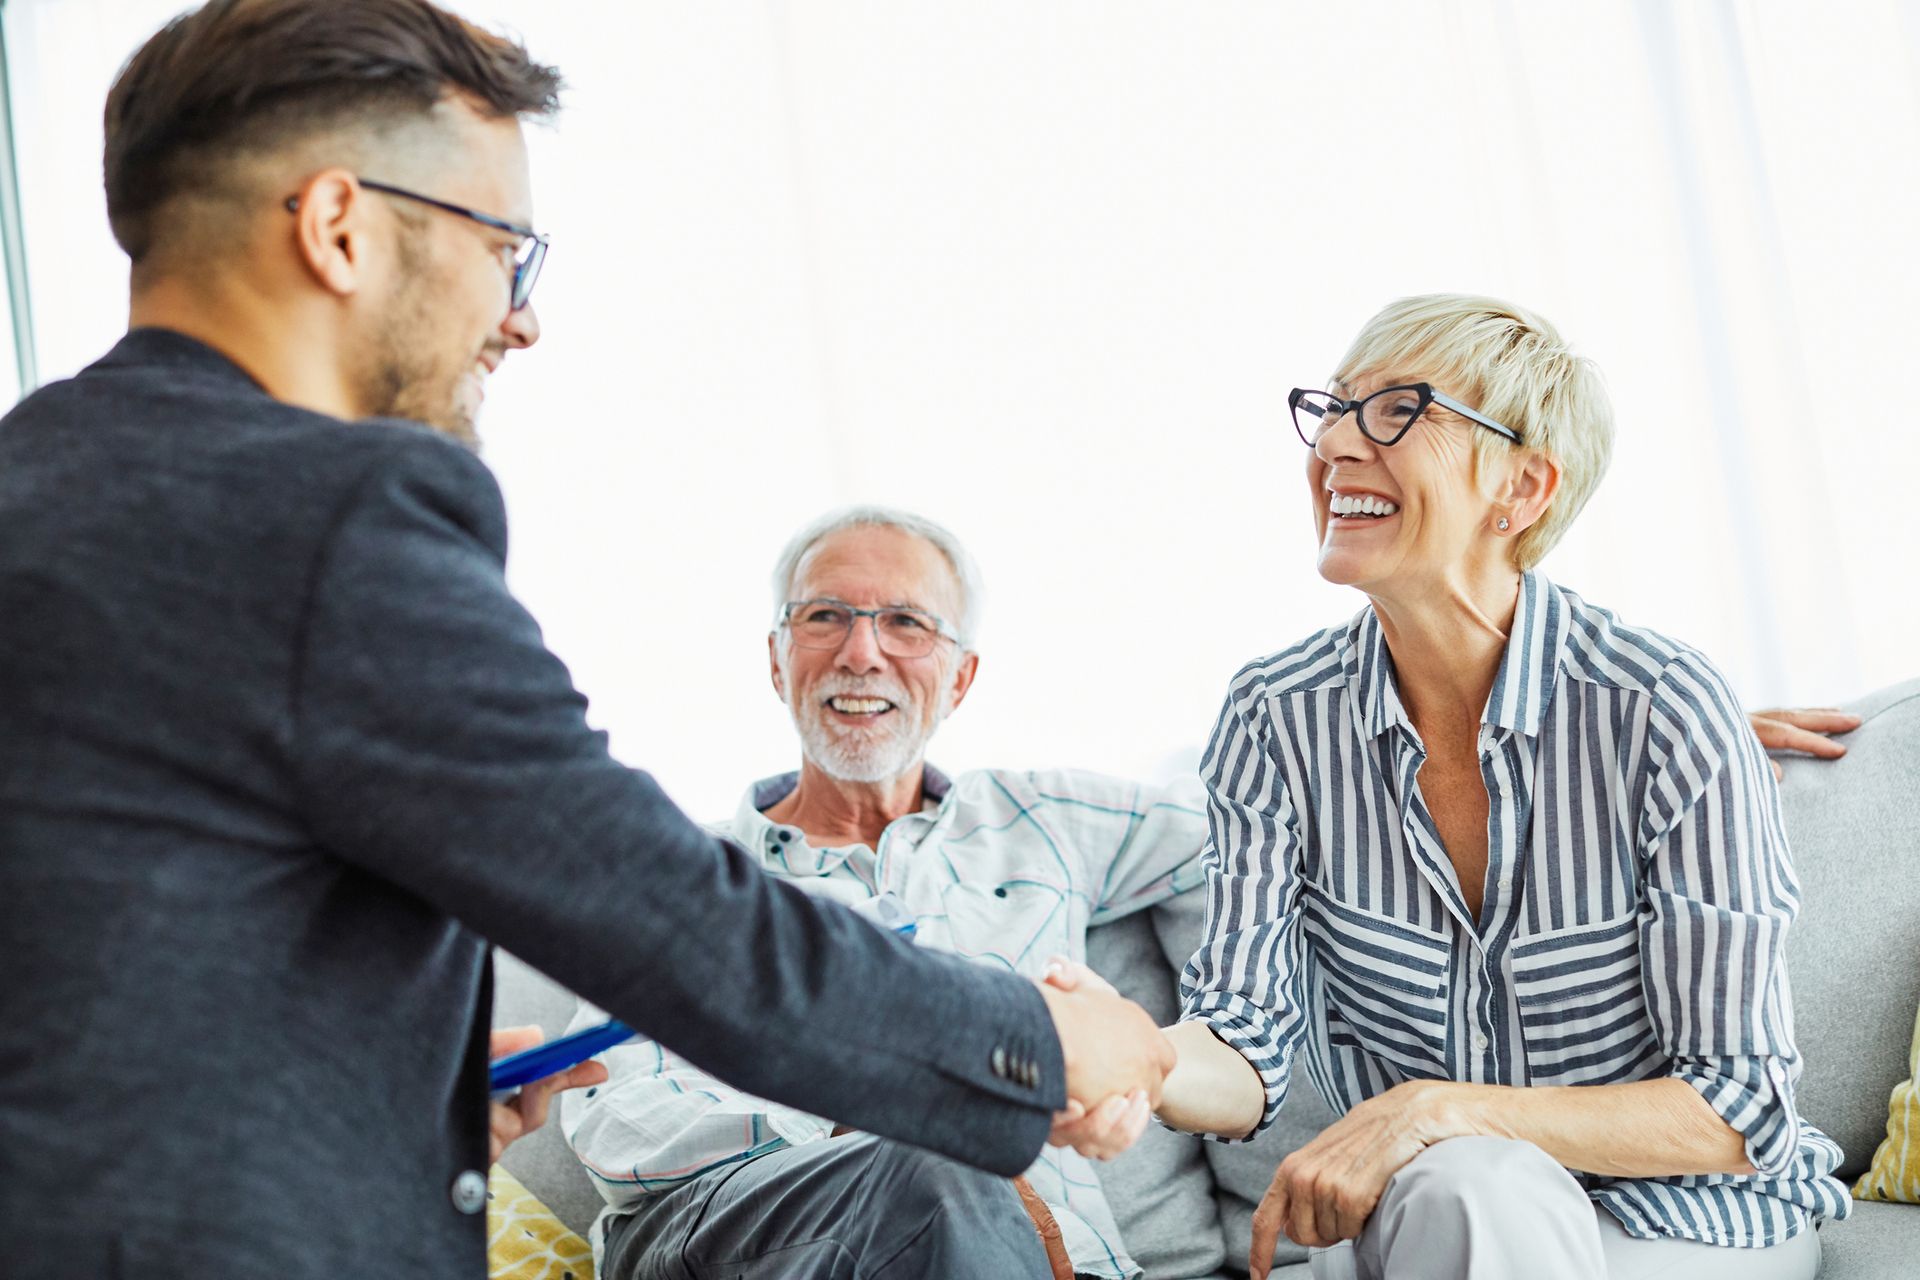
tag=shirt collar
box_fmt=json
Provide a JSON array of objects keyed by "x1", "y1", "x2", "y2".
[
  {"x1": 733, "y1": 764, "x2": 953, "y2": 875},
  {"x1": 1481, "y1": 570, "x2": 1568, "y2": 737},
  {"x1": 1348, "y1": 570, "x2": 1568, "y2": 742},
  {"x1": 1349, "y1": 606, "x2": 1408, "y2": 741}
]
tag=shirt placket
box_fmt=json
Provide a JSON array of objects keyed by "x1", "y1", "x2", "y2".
[
  {"x1": 1470, "y1": 726, "x2": 1529, "y2": 1085},
  {"x1": 1389, "y1": 731, "x2": 1477, "y2": 937},
  {"x1": 1390, "y1": 724, "x2": 1531, "y2": 1086}
]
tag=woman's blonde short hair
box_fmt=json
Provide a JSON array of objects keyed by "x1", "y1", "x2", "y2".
[{"x1": 1332, "y1": 294, "x2": 1614, "y2": 571}]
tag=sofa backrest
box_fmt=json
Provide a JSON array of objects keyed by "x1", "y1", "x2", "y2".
[{"x1": 1774, "y1": 678, "x2": 1920, "y2": 1180}]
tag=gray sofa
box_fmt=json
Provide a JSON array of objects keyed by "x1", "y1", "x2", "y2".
[{"x1": 495, "y1": 678, "x2": 1920, "y2": 1278}]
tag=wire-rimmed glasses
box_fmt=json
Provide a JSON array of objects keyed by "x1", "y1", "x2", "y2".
[
  {"x1": 356, "y1": 178, "x2": 549, "y2": 310},
  {"x1": 778, "y1": 598, "x2": 961, "y2": 658}
]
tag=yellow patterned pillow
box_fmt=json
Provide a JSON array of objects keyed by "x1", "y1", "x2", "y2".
[
  {"x1": 487, "y1": 1166, "x2": 596, "y2": 1280},
  {"x1": 1854, "y1": 1002, "x2": 1920, "y2": 1204}
]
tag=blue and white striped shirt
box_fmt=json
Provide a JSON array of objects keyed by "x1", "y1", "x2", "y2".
[{"x1": 1179, "y1": 571, "x2": 1850, "y2": 1247}]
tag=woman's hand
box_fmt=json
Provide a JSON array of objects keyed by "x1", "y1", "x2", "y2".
[
  {"x1": 488, "y1": 1026, "x2": 610, "y2": 1164},
  {"x1": 1041, "y1": 957, "x2": 1154, "y2": 1160},
  {"x1": 1748, "y1": 707, "x2": 1859, "y2": 780},
  {"x1": 1248, "y1": 1080, "x2": 1462, "y2": 1278}
]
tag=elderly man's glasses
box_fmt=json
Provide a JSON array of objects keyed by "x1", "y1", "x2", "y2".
[
  {"x1": 1289, "y1": 384, "x2": 1522, "y2": 448},
  {"x1": 330, "y1": 178, "x2": 549, "y2": 310},
  {"x1": 779, "y1": 599, "x2": 961, "y2": 658}
]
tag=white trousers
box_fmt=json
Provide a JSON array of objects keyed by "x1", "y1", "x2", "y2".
[{"x1": 1305, "y1": 1137, "x2": 1821, "y2": 1280}]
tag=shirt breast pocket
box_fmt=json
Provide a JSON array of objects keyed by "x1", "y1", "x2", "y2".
[
  {"x1": 933, "y1": 879, "x2": 1066, "y2": 971},
  {"x1": 1301, "y1": 893, "x2": 1453, "y2": 1077},
  {"x1": 1509, "y1": 913, "x2": 1661, "y2": 1087}
]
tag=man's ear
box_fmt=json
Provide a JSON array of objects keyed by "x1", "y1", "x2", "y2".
[
  {"x1": 945, "y1": 651, "x2": 980, "y2": 716},
  {"x1": 286, "y1": 168, "x2": 372, "y2": 301},
  {"x1": 767, "y1": 632, "x2": 788, "y2": 701},
  {"x1": 1500, "y1": 450, "x2": 1561, "y2": 536}
]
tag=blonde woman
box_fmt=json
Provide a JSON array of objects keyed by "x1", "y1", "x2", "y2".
[{"x1": 1055, "y1": 296, "x2": 1849, "y2": 1279}]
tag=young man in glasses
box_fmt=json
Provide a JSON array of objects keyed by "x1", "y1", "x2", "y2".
[
  {"x1": 561, "y1": 506, "x2": 1210, "y2": 1280},
  {"x1": 0, "y1": 5, "x2": 1174, "y2": 1277}
]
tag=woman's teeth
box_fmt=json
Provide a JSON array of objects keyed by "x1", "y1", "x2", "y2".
[{"x1": 1328, "y1": 493, "x2": 1400, "y2": 518}]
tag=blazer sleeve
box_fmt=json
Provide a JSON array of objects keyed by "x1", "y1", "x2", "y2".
[{"x1": 288, "y1": 434, "x2": 1061, "y2": 1176}]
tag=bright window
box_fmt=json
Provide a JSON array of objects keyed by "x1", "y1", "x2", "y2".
[{"x1": 7, "y1": 2, "x2": 1915, "y2": 816}]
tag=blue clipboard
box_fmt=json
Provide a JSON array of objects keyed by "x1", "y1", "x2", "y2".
[{"x1": 489, "y1": 1018, "x2": 636, "y2": 1098}]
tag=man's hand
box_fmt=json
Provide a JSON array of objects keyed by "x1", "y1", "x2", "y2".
[
  {"x1": 1035, "y1": 957, "x2": 1173, "y2": 1157},
  {"x1": 1039, "y1": 958, "x2": 1158, "y2": 1159},
  {"x1": 1749, "y1": 707, "x2": 1860, "y2": 780},
  {"x1": 1247, "y1": 1080, "x2": 1461, "y2": 1279},
  {"x1": 488, "y1": 1026, "x2": 610, "y2": 1165}
]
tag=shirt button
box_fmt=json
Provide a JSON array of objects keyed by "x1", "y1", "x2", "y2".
[
  {"x1": 450, "y1": 1169, "x2": 488, "y2": 1215},
  {"x1": 1497, "y1": 876, "x2": 1513, "y2": 893},
  {"x1": 1472, "y1": 1031, "x2": 1490, "y2": 1051},
  {"x1": 991, "y1": 1047, "x2": 1009, "y2": 1079}
]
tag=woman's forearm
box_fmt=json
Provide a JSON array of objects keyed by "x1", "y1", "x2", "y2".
[
  {"x1": 1155, "y1": 1020, "x2": 1268, "y2": 1140},
  {"x1": 1152, "y1": 1021, "x2": 1755, "y2": 1177},
  {"x1": 1441, "y1": 1077, "x2": 1754, "y2": 1178}
]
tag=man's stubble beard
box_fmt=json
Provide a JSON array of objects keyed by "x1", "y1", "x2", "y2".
[{"x1": 354, "y1": 224, "x2": 482, "y2": 450}]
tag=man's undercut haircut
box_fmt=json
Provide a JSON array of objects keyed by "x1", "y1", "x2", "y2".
[
  {"x1": 1334, "y1": 294, "x2": 1615, "y2": 571},
  {"x1": 103, "y1": 0, "x2": 562, "y2": 266},
  {"x1": 772, "y1": 507, "x2": 985, "y2": 650}
]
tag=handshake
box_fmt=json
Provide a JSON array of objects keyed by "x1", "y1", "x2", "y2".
[{"x1": 1035, "y1": 958, "x2": 1174, "y2": 1161}]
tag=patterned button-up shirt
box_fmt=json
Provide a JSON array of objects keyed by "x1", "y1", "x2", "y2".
[
  {"x1": 561, "y1": 765, "x2": 1206, "y2": 1279},
  {"x1": 1180, "y1": 571, "x2": 1851, "y2": 1248}
]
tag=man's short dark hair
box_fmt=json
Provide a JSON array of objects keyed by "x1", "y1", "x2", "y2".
[{"x1": 104, "y1": 0, "x2": 562, "y2": 264}]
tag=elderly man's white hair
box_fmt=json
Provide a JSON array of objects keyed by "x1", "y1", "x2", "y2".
[{"x1": 770, "y1": 506, "x2": 984, "y2": 649}]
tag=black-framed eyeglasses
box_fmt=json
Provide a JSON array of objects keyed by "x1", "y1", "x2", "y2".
[
  {"x1": 1288, "y1": 383, "x2": 1522, "y2": 448},
  {"x1": 287, "y1": 178, "x2": 549, "y2": 310},
  {"x1": 778, "y1": 598, "x2": 961, "y2": 658}
]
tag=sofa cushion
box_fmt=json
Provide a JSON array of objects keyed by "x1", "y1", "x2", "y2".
[
  {"x1": 1814, "y1": 1198, "x2": 1920, "y2": 1276},
  {"x1": 1090, "y1": 907, "x2": 1229, "y2": 1279},
  {"x1": 1775, "y1": 679, "x2": 1920, "y2": 1181}
]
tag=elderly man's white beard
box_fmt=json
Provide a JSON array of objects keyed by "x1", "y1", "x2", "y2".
[{"x1": 789, "y1": 677, "x2": 948, "y2": 784}]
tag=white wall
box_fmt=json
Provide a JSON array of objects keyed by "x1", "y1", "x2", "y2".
[{"x1": 7, "y1": 0, "x2": 1917, "y2": 818}]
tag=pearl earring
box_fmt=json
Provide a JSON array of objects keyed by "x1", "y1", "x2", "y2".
[{"x1": 1497, "y1": 517, "x2": 1510, "y2": 531}]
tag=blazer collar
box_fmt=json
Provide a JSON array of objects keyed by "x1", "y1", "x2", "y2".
[{"x1": 93, "y1": 327, "x2": 271, "y2": 393}]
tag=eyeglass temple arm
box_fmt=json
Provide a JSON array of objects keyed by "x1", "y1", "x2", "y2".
[{"x1": 1429, "y1": 389, "x2": 1523, "y2": 444}]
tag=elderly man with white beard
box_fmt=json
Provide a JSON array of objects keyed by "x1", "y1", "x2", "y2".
[{"x1": 557, "y1": 506, "x2": 1210, "y2": 1280}]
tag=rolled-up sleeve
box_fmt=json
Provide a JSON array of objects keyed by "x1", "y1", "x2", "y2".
[
  {"x1": 1176, "y1": 681, "x2": 1310, "y2": 1139},
  {"x1": 1638, "y1": 649, "x2": 1805, "y2": 1177}
]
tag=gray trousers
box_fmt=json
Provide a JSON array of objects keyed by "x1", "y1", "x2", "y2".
[
  {"x1": 1307, "y1": 1137, "x2": 1822, "y2": 1280},
  {"x1": 599, "y1": 1133, "x2": 1055, "y2": 1280}
]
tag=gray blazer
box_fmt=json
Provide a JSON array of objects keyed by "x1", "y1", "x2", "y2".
[{"x1": 0, "y1": 330, "x2": 1061, "y2": 1278}]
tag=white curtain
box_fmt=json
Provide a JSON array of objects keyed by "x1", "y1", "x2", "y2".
[{"x1": 7, "y1": 0, "x2": 1916, "y2": 817}]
